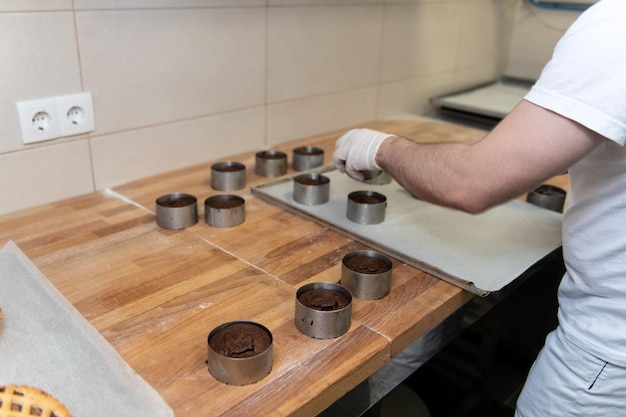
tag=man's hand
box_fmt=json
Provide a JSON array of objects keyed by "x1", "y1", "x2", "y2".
[{"x1": 333, "y1": 128, "x2": 394, "y2": 180}]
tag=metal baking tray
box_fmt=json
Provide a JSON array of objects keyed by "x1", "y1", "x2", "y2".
[{"x1": 251, "y1": 166, "x2": 563, "y2": 296}]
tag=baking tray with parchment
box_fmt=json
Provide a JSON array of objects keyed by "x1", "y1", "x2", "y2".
[{"x1": 251, "y1": 166, "x2": 563, "y2": 296}]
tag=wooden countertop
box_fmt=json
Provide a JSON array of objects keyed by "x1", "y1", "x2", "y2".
[{"x1": 0, "y1": 117, "x2": 569, "y2": 417}]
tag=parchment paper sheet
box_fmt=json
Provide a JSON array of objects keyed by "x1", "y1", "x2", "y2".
[
  {"x1": 252, "y1": 167, "x2": 563, "y2": 295},
  {"x1": 0, "y1": 241, "x2": 173, "y2": 417}
]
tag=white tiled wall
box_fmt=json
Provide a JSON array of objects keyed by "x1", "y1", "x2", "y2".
[
  {"x1": 0, "y1": 0, "x2": 520, "y2": 215},
  {"x1": 505, "y1": 0, "x2": 582, "y2": 80}
]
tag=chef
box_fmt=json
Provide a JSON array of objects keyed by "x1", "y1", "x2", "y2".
[{"x1": 333, "y1": 0, "x2": 626, "y2": 415}]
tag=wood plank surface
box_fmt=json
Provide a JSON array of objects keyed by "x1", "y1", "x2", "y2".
[
  {"x1": 0, "y1": 191, "x2": 389, "y2": 417},
  {"x1": 0, "y1": 117, "x2": 569, "y2": 416},
  {"x1": 111, "y1": 118, "x2": 489, "y2": 346}
]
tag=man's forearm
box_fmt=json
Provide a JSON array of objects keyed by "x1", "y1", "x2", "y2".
[{"x1": 375, "y1": 136, "x2": 500, "y2": 213}]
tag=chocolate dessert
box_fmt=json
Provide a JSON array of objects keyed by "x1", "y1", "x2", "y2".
[
  {"x1": 257, "y1": 150, "x2": 286, "y2": 160},
  {"x1": 214, "y1": 163, "x2": 245, "y2": 172},
  {"x1": 158, "y1": 196, "x2": 196, "y2": 207},
  {"x1": 294, "y1": 146, "x2": 323, "y2": 156},
  {"x1": 209, "y1": 322, "x2": 271, "y2": 358},
  {"x1": 349, "y1": 192, "x2": 386, "y2": 205},
  {"x1": 344, "y1": 253, "x2": 391, "y2": 274},
  {"x1": 295, "y1": 174, "x2": 329, "y2": 186},
  {"x1": 205, "y1": 195, "x2": 244, "y2": 209},
  {"x1": 298, "y1": 289, "x2": 350, "y2": 311},
  {"x1": 535, "y1": 184, "x2": 565, "y2": 196}
]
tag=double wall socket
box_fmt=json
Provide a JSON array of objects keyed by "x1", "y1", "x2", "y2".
[{"x1": 16, "y1": 92, "x2": 95, "y2": 144}]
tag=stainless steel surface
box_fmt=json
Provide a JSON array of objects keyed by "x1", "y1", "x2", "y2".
[
  {"x1": 155, "y1": 193, "x2": 198, "y2": 230},
  {"x1": 430, "y1": 79, "x2": 533, "y2": 122},
  {"x1": 293, "y1": 173, "x2": 330, "y2": 206},
  {"x1": 363, "y1": 171, "x2": 392, "y2": 185},
  {"x1": 340, "y1": 251, "x2": 392, "y2": 300},
  {"x1": 255, "y1": 150, "x2": 287, "y2": 177},
  {"x1": 295, "y1": 282, "x2": 352, "y2": 339},
  {"x1": 251, "y1": 167, "x2": 563, "y2": 296},
  {"x1": 207, "y1": 321, "x2": 273, "y2": 386},
  {"x1": 346, "y1": 190, "x2": 387, "y2": 225},
  {"x1": 359, "y1": 170, "x2": 383, "y2": 181},
  {"x1": 526, "y1": 184, "x2": 566, "y2": 213},
  {"x1": 204, "y1": 194, "x2": 245, "y2": 228},
  {"x1": 293, "y1": 146, "x2": 324, "y2": 171},
  {"x1": 211, "y1": 161, "x2": 246, "y2": 191}
]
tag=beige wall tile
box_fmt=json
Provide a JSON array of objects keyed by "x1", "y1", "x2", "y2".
[
  {"x1": 90, "y1": 107, "x2": 265, "y2": 189},
  {"x1": 456, "y1": 1, "x2": 503, "y2": 73},
  {"x1": 377, "y1": 72, "x2": 459, "y2": 119},
  {"x1": 413, "y1": 3, "x2": 462, "y2": 76},
  {"x1": 0, "y1": 1, "x2": 72, "y2": 12},
  {"x1": 0, "y1": 0, "x2": 527, "y2": 213},
  {"x1": 0, "y1": 12, "x2": 82, "y2": 154},
  {"x1": 267, "y1": 6, "x2": 383, "y2": 103},
  {"x1": 380, "y1": 4, "x2": 419, "y2": 82},
  {"x1": 377, "y1": 79, "x2": 422, "y2": 119},
  {"x1": 0, "y1": 140, "x2": 93, "y2": 215},
  {"x1": 505, "y1": 0, "x2": 580, "y2": 80},
  {"x1": 76, "y1": 8, "x2": 265, "y2": 135},
  {"x1": 267, "y1": 87, "x2": 377, "y2": 145},
  {"x1": 270, "y1": 0, "x2": 379, "y2": 5},
  {"x1": 75, "y1": 0, "x2": 264, "y2": 8},
  {"x1": 454, "y1": 65, "x2": 501, "y2": 88}
]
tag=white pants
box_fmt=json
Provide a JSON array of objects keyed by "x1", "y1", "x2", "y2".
[{"x1": 515, "y1": 326, "x2": 626, "y2": 416}]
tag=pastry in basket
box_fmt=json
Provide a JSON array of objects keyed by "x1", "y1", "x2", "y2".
[{"x1": 0, "y1": 385, "x2": 72, "y2": 417}]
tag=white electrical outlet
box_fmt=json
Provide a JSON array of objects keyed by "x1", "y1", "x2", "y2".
[
  {"x1": 57, "y1": 92, "x2": 95, "y2": 137},
  {"x1": 16, "y1": 93, "x2": 95, "y2": 144},
  {"x1": 16, "y1": 98, "x2": 61, "y2": 144}
]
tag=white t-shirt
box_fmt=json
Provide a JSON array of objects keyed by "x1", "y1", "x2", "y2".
[{"x1": 524, "y1": 0, "x2": 626, "y2": 366}]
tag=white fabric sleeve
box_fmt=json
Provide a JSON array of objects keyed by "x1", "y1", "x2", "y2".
[{"x1": 524, "y1": 0, "x2": 626, "y2": 145}]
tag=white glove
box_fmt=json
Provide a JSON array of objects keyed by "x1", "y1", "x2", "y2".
[{"x1": 333, "y1": 128, "x2": 394, "y2": 180}]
